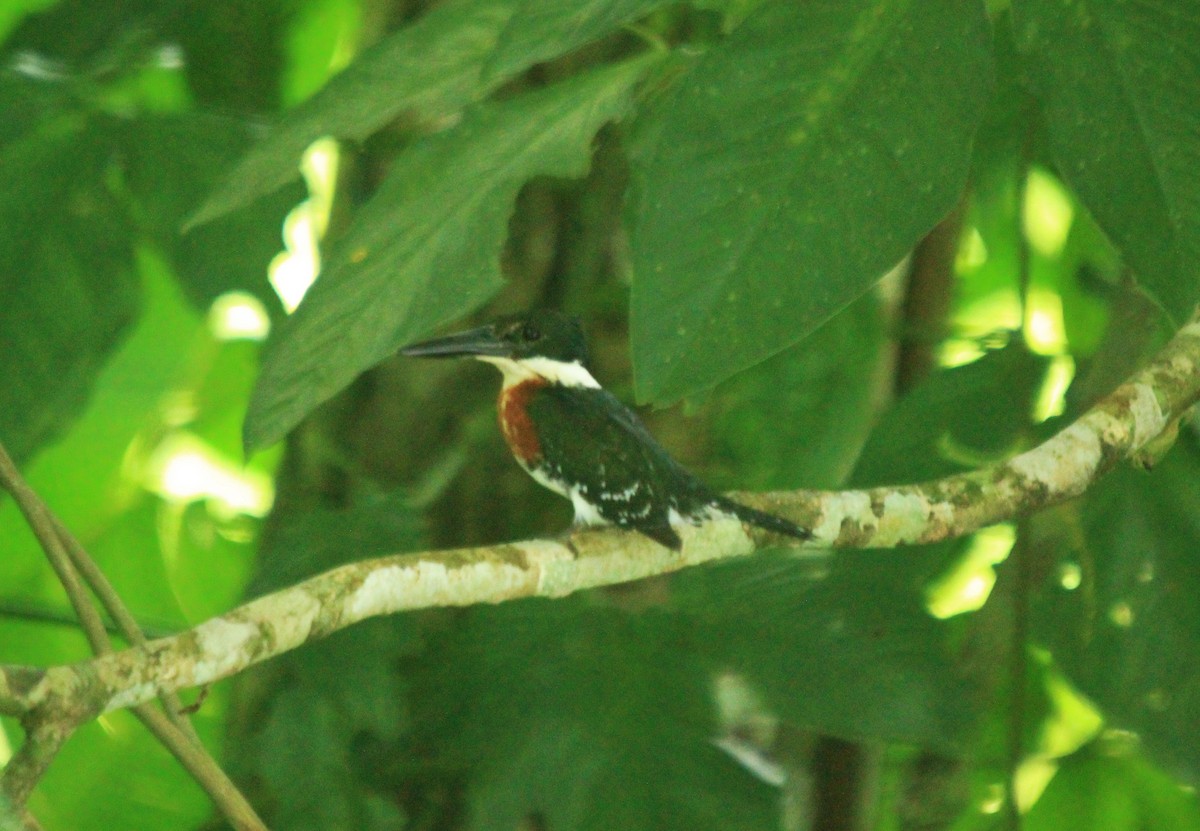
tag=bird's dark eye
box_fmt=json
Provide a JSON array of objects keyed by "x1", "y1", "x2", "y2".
[{"x1": 522, "y1": 323, "x2": 541, "y2": 342}]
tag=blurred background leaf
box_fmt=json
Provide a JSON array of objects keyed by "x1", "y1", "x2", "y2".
[
  {"x1": 0, "y1": 89, "x2": 139, "y2": 464},
  {"x1": 189, "y1": 0, "x2": 517, "y2": 224}
]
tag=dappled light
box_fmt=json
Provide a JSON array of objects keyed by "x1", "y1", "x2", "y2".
[
  {"x1": 144, "y1": 431, "x2": 273, "y2": 519},
  {"x1": 926, "y1": 524, "x2": 1015, "y2": 618},
  {"x1": 1033, "y1": 355, "x2": 1075, "y2": 422},
  {"x1": 1012, "y1": 656, "x2": 1106, "y2": 812},
  {"x1": 208, "y1": 292, "x2": 269, "y2": 342},
  {"x1": 268, "y1": 138, "x2": 339, "y2": 313},
  {"x1": 1023, "y1": 168, "x2": 1075, "y2": 259}
]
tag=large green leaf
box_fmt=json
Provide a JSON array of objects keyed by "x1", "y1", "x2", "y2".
[
  {"x1": 243, "y1": 57, "x2": 654, "y2": 450},
  {"x1": 1012, "y1": 0, "x2": 1200, "y2": 321},
  {"x1": 189, "y1": 0, "x2": 516, "y2": 225},
  {"x1": 628, "y1": 0, "x2": 992, "y2": 403},
  {"x1": 482, "y1": 0, "x2": 669, "y2": 81},
  {"x1": 1032, "y1": 433, "x2": 1200, "y2": 782},
  {"x1": 414, "y1": 599, "x2": 777, "y2": 831}
]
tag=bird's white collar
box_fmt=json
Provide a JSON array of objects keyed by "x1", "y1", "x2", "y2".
[{"x1": 478, "y1": 356, "x2": 601, "y2": 389}]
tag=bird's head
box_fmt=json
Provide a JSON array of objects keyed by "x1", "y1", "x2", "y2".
[{"x1": 401, "y1": 310, "x2": 597, "y2": 388}]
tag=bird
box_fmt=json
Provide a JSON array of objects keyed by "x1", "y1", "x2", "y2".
[{"x1": 401, "y1": 309, "x2": 811, "y2": 550}]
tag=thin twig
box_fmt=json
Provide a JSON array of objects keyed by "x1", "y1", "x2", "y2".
[
  {"x1": 0, "y1": 445, "x2": 267, "y2": 829},
  {"x1": 136, "y1": 707, "x2": 268, "y2": 831},
  {"x1": 1006, "y1": 532, "x2": 1030, "y2": 830},
  {"x1": 0, "y1": 444, "x2": 110, "y2": 655},
  {"x1": 45, "y1": 516, "x2": 199, "y2": 743},
  {"x1": 0, "y1": 721, "x2": 70, "y2": 810}
]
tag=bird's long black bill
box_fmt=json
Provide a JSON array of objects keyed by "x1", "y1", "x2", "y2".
[{"x1": 399, "y1": 325, "x2": 509, "y2": 359}]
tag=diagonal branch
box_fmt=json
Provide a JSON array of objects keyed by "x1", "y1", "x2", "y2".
[{"x1": 2, "y1": 316, "x2": 1199, "y2": 738}]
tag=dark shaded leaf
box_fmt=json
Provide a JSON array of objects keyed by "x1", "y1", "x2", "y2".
[
  {"x1": 165, "y1": 0, "x2": 288, "y2": 112},
  {"x1": 5, "y1": 0, "x2": 161, "y2": 62},
  {"x1": 851, "y1": 342, "x2": 1049, "y2": 486},
  {"x1": 628, "y1": 0, "x2": 992, "y2": 403},
  {"x1": 704, "y1": 291, "x2": 885, "y2": 490},
  {"x1": 0, "y1": 95, "x2": 139, "y2": 463},
  {"x1": 256, "y1": 675, "x2": 408, "y2": 831},
  {"x1": 679, "y1": 552, "x2": 974, "y2": 751},
  {"x1": 247, "y1": 490, "x2": 423, "y2": 596},
  {"x1": 118, "y1": 113, "x2": 302, "y2": 311},
  {"x1": 414, "y1": 599, "x2": 777, "y2": 831}
]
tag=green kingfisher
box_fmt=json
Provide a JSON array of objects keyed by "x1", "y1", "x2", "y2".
[{"x1": 401, "y1": 310, "x2": 810, "y2": 550}]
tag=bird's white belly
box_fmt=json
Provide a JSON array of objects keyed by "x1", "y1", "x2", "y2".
[
  {"x1": 568, "y1": 490, "x2": 606, "y2": 526},
  {"x1": 520, "y1": 462, "x2": 607, "y2": 527}
]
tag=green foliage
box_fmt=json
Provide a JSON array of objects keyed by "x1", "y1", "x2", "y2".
[
  {"x1": 228, "y1": 494, "x2": 425, "y2": 830},
  {"x1": 190, "y1": 0, "x2": 517, "y2": 225},
  {"x1": 243, "y1": 56, "x2": 655, "y2": 450},
  {"x1": 0, "y1": 2, "x2": 283, "y2": 826},
  {"x1": 483, "y1": 0, "x2": 670, "y2": 82},
  {"x1": 0, "y1": 80, "x2": 139, "y2": 463},
  {"x1": 4, "y1": 0, "x2": 1200, "y2": 830},
  {"x1": 703, "y1": 292, "x2": 886, "y2": 490},
  {"x1": 118, "y1": 114, "x2": 305, "y2": 311},
  {"x1": 0, "y1": 270, "x2": 257, "y2": 829},
  {"x1": 1025, "y1": 750, "x2": 1200, "y2": 831},
  {"x1": 679, "y1": 553, "x2": 974, "y2": 750}
]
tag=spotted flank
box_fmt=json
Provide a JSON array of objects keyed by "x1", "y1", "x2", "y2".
[{"x1": 517, "y1": 383, "x2": 810, "y2": 550}]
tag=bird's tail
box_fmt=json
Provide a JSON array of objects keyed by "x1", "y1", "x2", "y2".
[{"x1": 711, "y1": 496, "x2": 811, "y2": 541}]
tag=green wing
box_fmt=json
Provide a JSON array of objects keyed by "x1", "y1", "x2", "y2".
[{"x1": 526, "y1": 385, "x2": 711, "y2": 547}]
